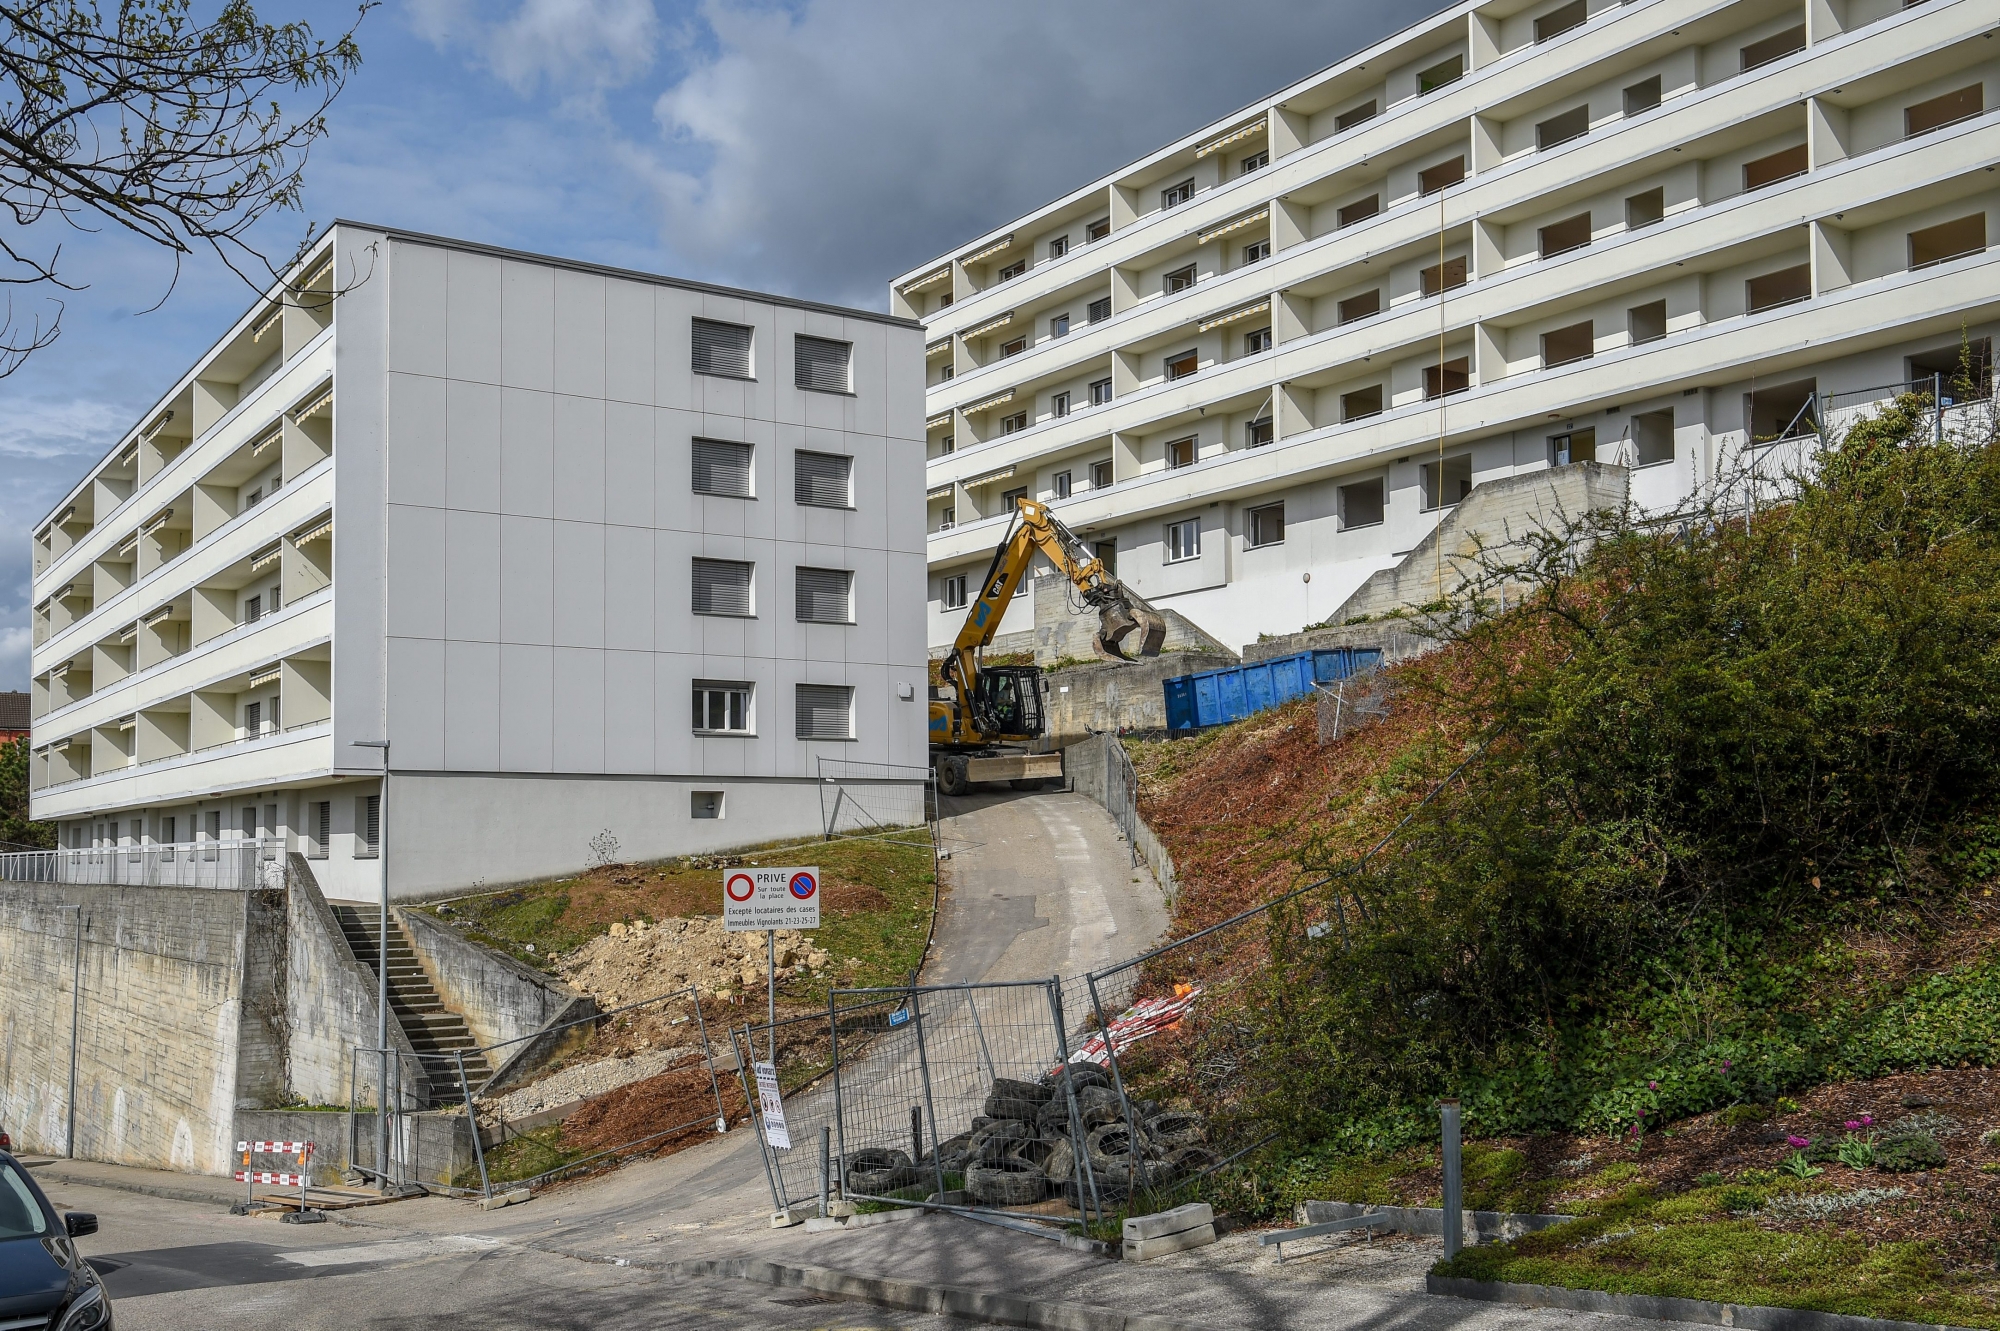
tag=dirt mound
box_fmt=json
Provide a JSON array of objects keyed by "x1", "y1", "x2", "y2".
[
  {"x1": 558, "y1": 915, "x2": 832, "y2": 1004},
  {"x1": 559, "y1": 1062, "x2": 749, "y2": 1156}
]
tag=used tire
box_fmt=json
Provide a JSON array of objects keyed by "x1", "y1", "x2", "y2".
[
  {"x1": 1038, "y1": 1136, "x2": 1078, "y2": 1181},
  {"x1": 965, "y1": 1158, "x2": 1048, "y2": 1206},
  {"x1": 990, "y1": 1077, "x2": 1055, "y2": 1106},
  {"x1": 1009, "y1": 1137, "x2": 1059, "y2": 1171},
  {"x1": 920, "y1": 1132, "x2": 974, "y2": 1173},
  {"x1": 1042, "y1": 1064, "x2": 1112, "y2": 1095},
  {"x1": 845, "y1": 1147, "x2": 915, "y2": 1195},
  {"x1": 965, "y1": 1119, "x2": 1035, "y2": 1161},
  {"x1": 1145, "y1": 1111, "x2": 1208, "y2": 1149},
  {"x1": 1086, "y1": 1121, "x2": 1155, "y2": 1175},
  {"x1": 983, "y1": 1095, "x2": 1043, "y2": 1122},
  {"x1": 1165, "y1": 1145, "x2": 1220, "y2": 1176}
]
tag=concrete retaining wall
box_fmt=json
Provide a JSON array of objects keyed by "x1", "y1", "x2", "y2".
[
  {"x1": 233, "y1": 1107, "x2": 474, "y2": 1189},
  {"x1": 396, "y1": 907, "x2": 582, "y2": 1052},
  {"x1": 1241, "y1": 623, "x2": 1433, "y2": 666},
  {"x1": 1032, "y1": 575, "x2": 1232, "y2": 666},
  {"x1": 283, "y1": 855, "x2": 418, "y2": 1108},
  {"x1": 1062, "y1": 733, "x2": 1178, "y2": 905},
  {"x1": 1043, "y1": 653, "x2": 1238, "y2": 745}
]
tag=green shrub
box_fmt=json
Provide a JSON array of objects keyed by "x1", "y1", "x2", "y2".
[
  {"x1": 1719, "y1": 1185, "x2": 1764, "y2": 1214},
  {"x1": 1874, "y1": 1134, "x2": 1947, "y2": 1173}
]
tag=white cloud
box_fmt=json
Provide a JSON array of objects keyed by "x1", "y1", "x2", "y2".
[
  {"x1": 0, "y1": 396, "x2": 129, "y2": 462},
  {"x1": 407, "y1": 0, "x2": 662, "y2": 105}
]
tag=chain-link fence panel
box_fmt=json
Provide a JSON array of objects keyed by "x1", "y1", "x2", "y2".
[{"x1": 816, "y1": 759, "x2": 934, "y2": 839}]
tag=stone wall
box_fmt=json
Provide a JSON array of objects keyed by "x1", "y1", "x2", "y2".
[
  {"x1": 1241, "y1": 622, "x2": 1433, "y2": 666},
  {"x1": 1032, "y1": 574, "x2": 1232, "y2": 666},
  {"x1": 1043, "y1": 653, "x2": 1240, "y2": 744}
]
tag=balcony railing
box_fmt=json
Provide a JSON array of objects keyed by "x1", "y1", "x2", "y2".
[{"x1": 0, "y1": 838, "x2": 283, "y2": 889}]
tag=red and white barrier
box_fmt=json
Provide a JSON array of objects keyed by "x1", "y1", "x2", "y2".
[
  {"x1": 238, "y1": 1140, "x2": 313, "y2": 1154},
  {"x1": 234, "y1": 1170, "x2": 307, "y2": 1186},
  {"x1": 235, "y1": 1140, "x2": 315, "y2": 1212}
]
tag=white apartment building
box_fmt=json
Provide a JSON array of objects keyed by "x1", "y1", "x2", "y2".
[
  {"x1": 25, "y1": 223, "x2": 929, "y2": 900},
  {"x1": 897, "y1": 0, "x2": 1999, "y2": 654}
]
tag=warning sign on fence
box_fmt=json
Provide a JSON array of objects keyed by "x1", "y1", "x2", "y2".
[
  {"x1": 753, "y1": 1061, "x2": 791, "y2": 1149},
  {"x1": 723, "y1": 866, "x2": 821, "y2": 932}
]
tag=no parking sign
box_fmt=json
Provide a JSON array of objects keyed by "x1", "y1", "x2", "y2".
[{"x1": 722, "y1": 866, "x2": 821, "y2": 931}]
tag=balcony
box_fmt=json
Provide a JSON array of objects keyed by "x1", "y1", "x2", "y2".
[{"x1": 0, "y1": 840, "x2": 282, "y2": 890}]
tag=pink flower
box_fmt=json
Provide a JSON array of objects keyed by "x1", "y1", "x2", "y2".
[
  {"x1": 1860, "y1": 1115, "x2": 1873, "y2": 1127},
  {"x1": 1845, "y1": 1121, "x2": 1860, "y2": 1131},
  {"x1": 1637, "y1": 1108, "x2": 1646, "y2": 1117},
  {"x1": 1648, "y1": 1081, "x2": 1658, "y2": 1090},
  {"x1": 1787, "y1": 1134, "x2": 1810, "y2": 1148},
  {"x1": 1721, "y1": 1060, "x2": 1732, "y2": 1070}
]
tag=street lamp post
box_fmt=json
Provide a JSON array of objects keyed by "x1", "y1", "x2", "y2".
[{"x1": 354, "y1": 739, "x2": 391, "y2": 1187}]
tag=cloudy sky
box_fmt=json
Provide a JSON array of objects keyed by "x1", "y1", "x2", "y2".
[{"x1": 0, "y1": 0, "x2": 1440, "y2": 689}]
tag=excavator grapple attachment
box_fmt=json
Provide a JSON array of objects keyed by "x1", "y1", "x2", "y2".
[{"x1": 1095, "y1": 599, "x2": 1169, "y2": 661}]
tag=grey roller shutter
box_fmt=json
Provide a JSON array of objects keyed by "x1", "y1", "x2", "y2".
[
  {"x1": 795, "y1": 684, "x2": 853, "y2": 740},
  {"x1": 795, "y1": 567, "x2": 853, "y2": 623},
  {"x1": 794, "y1": 450, "x2": 852, "y2": 507},
  {"x1": 691, "y1": 439, "x2": 754, "y2": 497},
  {"x1": 691, "y1": 558, "x2": 755, "y2": 616},
  {"x1": 795, "y1": 335, "x2": 851, "y2": 392},
  {"x1": 691, "y1": 319, "x2": 753, "y2": 377}
]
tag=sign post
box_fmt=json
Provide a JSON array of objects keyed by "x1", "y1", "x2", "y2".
[{"x1": 724, "y1": 867, "x2": 820, "y2": 1062}]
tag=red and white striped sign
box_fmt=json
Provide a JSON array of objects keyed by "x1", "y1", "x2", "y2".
[
  {"x1": 1062, "y1": 987, "x2": 1204, "y2": 1068},
  {"x1": 235, "y1": 1170, "x2": 307, "y2": 1186},
  {"x1": 237, "y1": 1141, "x2": 313, "y2": 1154}
]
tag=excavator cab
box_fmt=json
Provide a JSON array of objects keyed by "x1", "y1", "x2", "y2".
[{"x1": 969, "y1": 665, "x2": 1045, "y2": 741}]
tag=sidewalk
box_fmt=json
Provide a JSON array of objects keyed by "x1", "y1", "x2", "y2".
[{"x1": 18, "y1": 1156, "x2": 253, "y2": 1208}]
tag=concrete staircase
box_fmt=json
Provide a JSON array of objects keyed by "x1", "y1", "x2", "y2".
[{"x1": 332, "y1": 905, "x2": 492, "y2": 1105}]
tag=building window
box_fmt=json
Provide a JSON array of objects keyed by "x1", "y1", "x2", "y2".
[
  {"x1": 692, "y1": 438, "x2": 755, "y2": 498},
  {"x1": 998, "y1": 259, "x2": 1027, "y2": 281},
  {"x1": 245, "y1": 488, "x2": 261, "y2": 510},
  {"x1": 1089, "y1": 377, "x2": 1113, "y2": 405},
  {"x1": 1909, "y1": 340, "x2": 1994, "y2": 401},
  {"x1": 1088, "y1": 297, "x2": 1110, "y2": 323},
  {"x1": 1746, "y1": 264, "x2": 1811, "y2": 313},
  {"x1": 1239, "y1": 149, "x2": 1268, "y2": 174},
  {"x1": 1248, "y1": 503, "x2": 1285, "y2": 547},
  {"x1": 1086, "y1": 218, "x2": 1110, "y2": 242},
  {"x1": 1535, "y1": 0, "x2": 1587, "y2": 42},
  {"x1": 1335, "y1": 100, "x2": 1377, "y2": 132},
  {"x1": 1908, "y1": 215, "x2": 1986, "y2": 270},
  {"x1": 244, "y1": 594, "x2": 261, "y2": 624},
  {"x1": 938, "y1": 505, "x2": 955, "y2": 530},
  {"x1": 1052, "y1": 470, "x2": 1072, "y2": 499},
  {"x1": 938, "y1": 364, "x2": 955, "y2": 383},
  {"x1": 1542, "y1": 321, "x2": 1594, "y2": 368},
  {"x1": 1090, "y1": 460, "x2": 1114, "y2": 489},
  {"x1": 1165, "y1": 518, "x2": 1201, "y2": 563},
  {"x1": 1628, "y1": 300, "x2": 1668, "y2": 344},
  {"x1": 795, "y1": 450, "x2": 853, "y2": 507},
  {"x1": 1167, "y1": 437, "x2": 1197, "y2": 470},
  {"x1": 1422, "y1": 455, "x2": 1474, "y2": 510},
  {"x1": 1742, "y1": 144, "x2": 1808, "y2": 191},
  {"x1": 942, "y1": 574, "x2": 968, "y2": 610},
  {"x1": 796, "y1": 684, "x2": 854, "y2": 741},
  {"x1": 692, "y1": 558, "x2": 755, "y2": 616},
  {"x1": 1049, "y1": 235, "x2": 1070, "y2": 260},
  {"x1": 1244, "y1": 327, "x2": 1272, "y2": 354},
  {"x1": 245, "y1": 701, "x2": 261, "y2": 737},
  {"x1": 1000, "y1": 486, "x2": 1028, "y2": 510},
  {"x1": 1418, "y1": 156, "x2": 1465, "y2": 195},
  {"x1": 1417, "y1": 55, "x2": 1462, "y2": 94},
  {"x1": 308, "y1": 804, "x2": 327, "y2": 859},
  {"x1": 1161, "y1": 178, "x2": 1194, "y2": 209},
  {"x1": 692, "y1": 318, "x2": 753, "y2": 378},
  {"x1": 1539, "y1": 213, "x2": 1592, "y2": 258},
  {"x1": 1163, "y1": 265, "x2": 1196, "y2": 295},
  {"x1": 1632, "y1": 410, "x2": 1676, "y2": 467},
  {"x1": 936, "y1": 291, "x2": 952, "y2": 310},
  {"x1": 1050, "y1": 313, "x2": 1070, "y2": 338},
  {"x1": 1420, "y1": 257, "x2": 1467, "y2": 297},
  {"x1": 1093, "y1": 539, "x2": 1117, "y2": 574},
  {"x1": 1624, "y1": 75, "x2": 1663, "y2": 116},
  {"x1": 1747, "y1": 381, "x2": 1818, "y2": 440},
  {"x1": 1625, "y1": 187, "x2": 1664, "y2": 230},
  {"x1": 1342, "y1": 385, "x2": 1383, "y2": 421},
  {"x1": 1339, "y1": 478, "x2": 1384, "y2": 529},
  {"x1": 1000, "y1": 411, "x2": 1027, "y2": 434},
  {"x1": 1740, "y1": 25, "x2": 1805, "y2": 72},
  {"x1": 795, "y1": 567, "x2": 854, "y2": 624},
  {"x1": 1548, "y1": 428, "x2": 1596, "y2": 466},
  {"x1": 1242, "y1": 238, "x2": 1270, "y2": 265},
  {"x1": 1165, "y1": 350, "x2": 1198, "y2": 381},
  {"x1": 1051, "y1": 391, "x2": 1071, "y2": 417},
  {"x1": 356, "y1": 794, "x2": 380, "y2": 858},
  {"x1": 1906, "y1": 84, "x2": 1983, "y2": 139},
  {"x1": 1338, "y1": 290, "x2": 1381, "y2": 325},
  {"x1": 939, "y1": 434, "x2": 955, "y2": 455},
  {"x1": 1247, "y1": 417, "x2": 1274, "y2": 447},
  {"x1": 795, "y1": 335, "x2": 852, "y2": 393},
  {"x1": 693, "y1": 682, "x2": 753, "y2": 734},
  {"x1": 1001, "y1": 336, "x2": 1027, "y2": 358},
  {"x1": 1536, "y1": 104, "x2": 1590, "y2": 152},
  {"x1": 1337, "y1": 195, "x2": 1380, "y2": 229},
  {"x1": 1425, "y1": 357, "x2": 1470, "y2": 399}
]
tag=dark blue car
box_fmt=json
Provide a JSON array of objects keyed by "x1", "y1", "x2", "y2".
[{"x1": 0, "y1": 1150, "x2": 110, "y2": 1331}]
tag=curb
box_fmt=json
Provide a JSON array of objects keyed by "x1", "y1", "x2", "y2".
[
  {"x1": 26, "y1": 1166, "x2": 246, "y2": 1210},
  {"x1": 1426, "y1": 1275, "x2": 1985, "y2": 1331}
]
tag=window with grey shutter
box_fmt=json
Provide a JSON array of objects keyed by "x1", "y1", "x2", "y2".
[
  {"x1": 691, "y1": 318, "x2": 753, "y2": 378},
  {"x1": 794, "y1": 450, "x2": 852, "y2": 508},
  {"x1": 795, "y1": 335, "x2": 851, "y2": 393},
  {"x1": 692, "y1": 439, "x2": 754, "y2": 498},
  {"x1": 692, "y1": 558, "x2": 755, "y2": 616},
  {"x1": 795, "y1": 684, "x2": 853, "y2": 740},
  {"x1": 795, "y1": 567, "x2": 853, "y2": 624},
  {"x1": 245, "y1": 701, "x2": 260, "y2": 736},
  {"x1": 357, "y1": 794, "x2": 380, "y2": 858}
]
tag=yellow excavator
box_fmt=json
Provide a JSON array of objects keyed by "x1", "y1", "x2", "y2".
[{"x1": 930, "y1": 498, "x2": 1166, "y2": 795}]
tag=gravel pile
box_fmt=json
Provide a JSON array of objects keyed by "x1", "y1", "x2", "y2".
[
  {"x1": 483, "y1": 1045, "x2": 697, "y2": 1122},
  {"x1": 558, "y1": 916, "x2": 831, "y2": 1004}
]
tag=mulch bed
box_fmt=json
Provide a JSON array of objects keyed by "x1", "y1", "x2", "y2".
[{"x1": 558, "y1": 1062, "x2": 750, "y2": 1159}]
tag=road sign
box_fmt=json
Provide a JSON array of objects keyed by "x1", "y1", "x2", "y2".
[
  {"x1": 753, "y1": 1061, "x2": 791, "y2": 1150},
  {"x1": 723, "y1": 866, "x2": 821, "y2": 931}
]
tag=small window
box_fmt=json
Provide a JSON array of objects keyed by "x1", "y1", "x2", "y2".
[
  {"x1": 1248, "y1": 503, "x2": 1285, "y2": 547},
  {"x1": 1908, "y1": 215, "x2": 1986, "y2": 270},
  {"x1": 245, "y1": 488, "x2": 261, "y2": 510},
  {"x1": 1165, "y1": 350, "x2": 1199, "y2": 381},
  {"x1": 1000, "y1": 411, "x2": 1027, "y2": 434},
  {"x1": 245, "y1": 701, "x2": 261, "y2": 737},
  {"x1": 1625, "y1": 187, "x2": 1664, "y2": 230},
  {"x1": 244, "y1": 594, "x2": 261, "y2": 624},
  {"x1": 1740, "y1": 25, "x2": 1805, "y2": 72},
  {"x1": 1247, "y1": 417, "x2": 1274, "y2": 447},
  {"x1": 1165, "y1": 517, "x2": 1201, "y2": 562},
  {"x1": 936, "y1": 292, "x2": 953, "y2": 310},
  {"x1": 795, "y1": 450, "x2": 853, "y2": 507},
  {"x1": 1905, "y1": 85, "x2": 1982, "y2": 138},
  {"x1": 939, "y1": 434, "x2": 955, "y2": 455},
  {"x1": 1001, "y1": 486, "x2": 1028, "y2": 510},
  {"x1": 308, "y1": 802, "x2": 329, "y2": 859},
  {"x1": 1338, "y1": 290, "x2": 1381, "y2": 325},
  {"x1": 941, "y1": 574, "x2": 968, "y2": 610},
  {"x1": 1746, "y1": 264, "x2": 1811, "y2": 313},
  {"x1": 1163, "y1": 265, "x2": 1196, "y2": 295},
  {"x1": 1052, "y1": 470, "x2": 1072, "y2": 499},
  {"x1": 1239, "y1": 149, "x2": 1269, "y2": 174},
  {"x1": 1244, "y1": 327, "x2": 1272, "y2": 355},
  {"x1": 796, "y1": 684, "x2": 854, "y2": 741},
  {"x1": 1539, "y1": 212, "x2": 1592, "y2": 258},
  {"x1": 1417, "y1": 54, "x2": 1463, "y2": 94},
  {"x1": 1161, "y1": 178, "x2": 1195, "y2": 209},
  {"x1": 795, "y1": 335, "x2": 851, "y2": 393},
  {"x1": 1167, "y1": 437, "x2": 1197, "y2": 469},
  {"x1": 1086, "y1": 218, "x2": 1111, "y2": 243},
  {"x1": 1422, "y1": 455, "x2": 1474, "y2": 510},
  {"x1": 1050, "y1": 313, "x2": 1070, "y2": 338},
  {"x1": 938, "y1": 505, "x2": 955, "y2": 530},
  {"x1": 1632, "y1": 410, "x2": 1675, "y2": 467},
  {"x1": 1420, "y1": 256, "x2": 1467, "y2": 297},
  {"x1": 1090, "y1": 377, "x2": 1113, "y2": 405},
  {"x1": 1535, "y1": 0, "x2": 1587, "y2": 42},
  {"x1": 1337, "y1": 195, "x2": 1380, "y2": 229},
  {"x1": 1542, "y1": 321, "x2": 1594, "y2": 368},
  {"x1": 1242, "y1": 238, "x2": 1271, "y2": 265},
  {"x1": 998, "y1": 259, "x2": 1026, "y2": 282},
  {"x1": 938, "y1": 364, "x2": 955, "y2": 383},
  {"x1": 692, "y1": 318, "x2": 753, "y2": 378},
  {"x1": 1087, "y1": 297, "x2": 1111, "y2": 323},
  {"x1": 356, "y1": 794, "x2": 380, "y2": 858},
  {"x1": 1335, "y1": 100, "x2": 1378, "y2": 132},
  {"x1": 795, "y1": 567, "x2": 854, "y2": 624},
  {"x1": 693, "y1": 682, "x2": 753, "y2": 734},
  {"x1": 1339, "y1": 478, "x2": 1385, "y2": 529},
  {"x1": 1052, "y1": 391, "x2": 1071, "y2": 418},
  {"x1": 692, "y1": 558, "x2": 755, "y2": 616},
  {"x1": 691, "y1": 791, "x2": 725, "y2": 819},
  {"x1": 1090, "y1": 460, "x2": 1114, "y2": 489},
  {"x1": 1742, "y1": 144, "x2": 1808, "y2": 192},
  {"x1": 1535, "y1": 104, "x2": 1591, "y2": 152},
  {"x1": 692, "y1": 438, "x2": 755, "y2": 498},
  {"x1": 1048, "y1": 235, "x2": 1070, "y2": 260},
  {"x1": 1629, "y1": 299, "x2": 1668, "y2": 344},
  {"x1": 1624, "y1": 75, "x2": 1662, "y2": 116},
  {"x1": 1418, "y1": 156, "x2": 1465, "y2": 195},
  {"x1": 1001, "y1": 336, "x2": 1027, "y2": 358},
  {"x1": 1342, "y1": 386, "x2": 1383, "y2": 422},
  {"x1": 1093, "y1": 539, "x2": 1117, "y2": 574},
  {"x1": 1548, "y1": 428, "x2": 1596, "y2": 465},
  {"x1": 1424, "y1": 357, "x2": 1470, "y2": 400}
]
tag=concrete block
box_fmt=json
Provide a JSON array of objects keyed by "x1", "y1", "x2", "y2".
[
  {"x1": 845, "y1": 1207, "x2": 919, "y2": 1229},
  {"x1": 1124, "y1": 1222, "x2": 1216, "y2": 1261},
  {"x1": 477, "y1": 1188, "x2": 532, "y2": 1210},
  {"x1": 1125, "y1": 1202, "x2": 1214, "y2": 1243},
  {"x1": 803, "y1": 1216, "x2": 846, "y2": 1232}
]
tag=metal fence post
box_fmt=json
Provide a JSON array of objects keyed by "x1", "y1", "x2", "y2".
[
  {"x1": 906, "y1": 988, "x2": 948, "y2": 1203},
  {"x1": 828, "y1": 990, "x2": 848, "y2": 1201},
  {"x1": 1086, "y1": 972, "x2": 1148, "y2": 1205},
  {"x1": 733, "y1": 1025, "x2": 785, "y2": 1215},
  {"x1": 1440, "y1": 1098, "x2": 1463, "y2": 1260},
  {"x1": 346, "y1": 1048, "x2": 358, "y2": 1178},
  {"x1": 687, "y1": 988, "x2": 729, "y2": 1132},
  {"x1": 455, "y1": 1051, "x2": 490, "y2": 1202},
  {"x1": 819, "y1": 1125, "x2": 832, "y2": 1218},
  {"x1": 1047, "y1": 978, "x2": 1103, "y2": 1227}
]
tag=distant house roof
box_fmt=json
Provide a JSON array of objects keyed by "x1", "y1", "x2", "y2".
[{"x1": 0, "y1": 692, "x2": 28, "y2": 733}]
